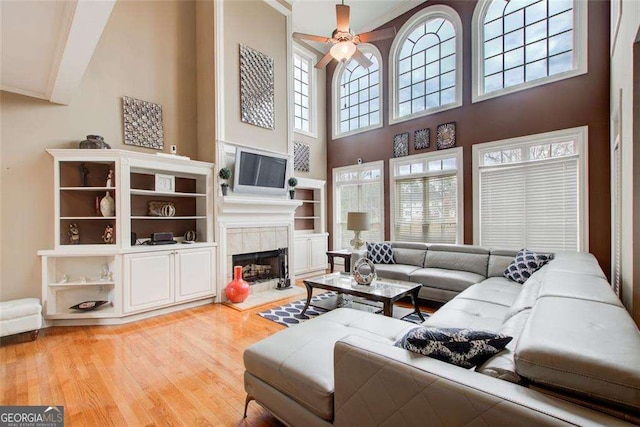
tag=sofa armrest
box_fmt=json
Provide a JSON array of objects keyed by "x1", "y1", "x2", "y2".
[
  {"x1": 350, "y1": 249, "x2": 367, "y2": 268},
  {"x1": 333, "y1": 336, "x2": 631, "y2": 426}
]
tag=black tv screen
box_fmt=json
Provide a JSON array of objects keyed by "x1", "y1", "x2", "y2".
[{"x1": 237, "y1": 152, "x2": 287, "y2": 189}]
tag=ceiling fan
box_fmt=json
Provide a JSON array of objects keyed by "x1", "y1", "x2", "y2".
[{"x1": 292, "y1": 1, "x2": 396, "y2": 69}]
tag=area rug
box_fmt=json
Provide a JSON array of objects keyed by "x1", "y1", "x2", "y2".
[{"x1": 258, "y1": 292, "x2": 429, "y2": 327}]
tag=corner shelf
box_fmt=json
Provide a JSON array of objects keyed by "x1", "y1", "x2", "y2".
[
  {"x1": 49, "y1": 280, "x2": 116, "y2": 287},
  {"x1": 130, "y1": 189, "x2": 205, "y2": 198}
]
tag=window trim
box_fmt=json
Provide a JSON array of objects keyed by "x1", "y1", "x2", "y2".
[
  {"x1": 293, "y1": 43, "x2": 317, "y2": 137},
  {"x1": 471, "y1": 0, "x2": 588, "y2": 104},
  {"x1": 472, "y1": 126, "x2": 589, "y2": 250},
  {"x1": 389, "y1": 5, "x2": 463, "y2": 125},
  {"x1": 389, "y1": 147, "x2": 464, "y2": 243},
  {"x1": 332, "y1": 44, "x2": 384, "y2": 139},
  {"x1": 332, "y1": 160, "x2": 385, "y2": 250}
]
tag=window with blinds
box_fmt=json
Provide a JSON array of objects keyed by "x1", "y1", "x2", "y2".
[
  {"x1": 474, "y1": 127, "x2": 587, "y2": 252},
  {"x1": 390, "y1": 148, "x2": 463, "y2": 243},
  {"x1": 333, "y1": 162, "x2": 384, "y2": 250}
]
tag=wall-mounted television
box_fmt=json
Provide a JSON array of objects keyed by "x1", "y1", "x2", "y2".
[{"x1": 233, "y1": 147, "x2": 289, "y2": 196}]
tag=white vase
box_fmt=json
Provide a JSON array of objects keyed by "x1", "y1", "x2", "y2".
[{"x1": 100, "y1": 191, "x2": 115, "y2": 217}]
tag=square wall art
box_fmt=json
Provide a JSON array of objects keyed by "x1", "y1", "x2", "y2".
[
  {"x1": 393, "y1": 133, "x2": 409, "y2": 158},
  {"x1": 414, "y1": 128, "x2": 430, "y2": 150},
  {"x1": 294, "y1": 141, "x2": 310, "y2": 172},
  {"x1": 437, "y1": 122, "x2": 456, "y2": 150},
  {"x1": 122, "y1": 96, "x2": 164, "y2": 150},
  {"x1": 240, "y1": 44, "x2": 275, "y2": 130}
]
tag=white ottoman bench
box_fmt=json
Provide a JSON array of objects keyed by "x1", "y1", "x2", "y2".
[{"x1": 0, "y1": 298, "x2": 42, "y2": 340}]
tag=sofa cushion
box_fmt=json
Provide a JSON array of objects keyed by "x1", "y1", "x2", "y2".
[
  {"x1": 455, "y1": 278, "x2": 521, "y2": 308},
  {"x1": 244, "y1": 308, "x2": 414, "y2": 421},
  {"x1": 537, "y1": 270, "x2": 623, "y2": 307},
  {"x1": 395, "y1": 327, "x2": 512, "y2": 369},
  {"x1": 477, "y1": 310, "x2": 531, "y2": 384},
  {"x1": 410, "y1": 268, "x2": 485, "y2": 293},
  {"x1": 392, "y1": 248, "x2": 426, "y2": 267},
  {"x1": 515, "y1": 297, "x2": 640, "y2": 411},
  {"x1": 425, "y1": 297, "x2": 509, "y2": 332},
  {"x1": 374, "y1": 264, "x2": 421, "y2": 282},
  {"x1": 504, "y1": 277, "x2": 542, "y2": 321},
  {"x1": 367, "y1": 242, "x2": 395, "y2": 264},
  {"x1": 424, "y1": 245, "x2": 489, "y2": 276},
  {"x1": 504, "y1": 249, "x2": 552, "y2": 284},
  {"x1": 488, "y1": 249, "x2": 519, "y2": 277}
]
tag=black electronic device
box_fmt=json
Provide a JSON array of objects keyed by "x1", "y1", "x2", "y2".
[
  {"x1": 148, "y1": 232, "x2": 177, "y2": 245},
  {"x1": 131, "y1": 232, "x2": 137, "y2": 245}
]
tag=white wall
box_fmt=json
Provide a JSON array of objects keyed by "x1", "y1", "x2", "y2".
[{"x1": 610, "y1": 0, "x2": 640, "y2": 323}]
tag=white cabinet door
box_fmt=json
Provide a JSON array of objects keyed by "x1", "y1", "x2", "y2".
[
  {"x1": 293, "y1": 238, "x2": 310, "y2": 275},
  {"x1": 309, "y1": 235, "x2": 328, "y2": 272},
  {"x1": 175, "y1": 247, "x2": 216, "y2": 302},
  {"x1": 123, "y1": 251, "x2": 174, "y2": 314}
]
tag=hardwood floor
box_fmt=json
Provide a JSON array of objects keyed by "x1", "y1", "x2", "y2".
[{"x1": 1, "y1": 284, "x2": 436, "y2": 426}]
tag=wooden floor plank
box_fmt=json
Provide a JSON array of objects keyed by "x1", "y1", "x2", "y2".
[{"x1": 1, "y1": 283, "x2": 435, "y2": 426}]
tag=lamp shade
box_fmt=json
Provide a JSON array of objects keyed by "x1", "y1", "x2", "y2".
[
  {"x1": 330, "y1": 41, "x2": 356, "y2": 62},
  {"x1": 347, "y1": 212, "x2": 370, "y2": 231}
]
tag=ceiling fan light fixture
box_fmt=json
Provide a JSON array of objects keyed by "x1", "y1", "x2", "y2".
[{"x1": 330, "y1": 41, "x2": 356, "y2": 62}]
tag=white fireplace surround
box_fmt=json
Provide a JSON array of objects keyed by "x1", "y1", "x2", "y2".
[{"x1": 216, "y1": 196, "x2": 301, "y2": 300}]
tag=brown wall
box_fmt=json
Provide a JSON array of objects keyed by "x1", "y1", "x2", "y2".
[{"x1": 326, "y1": 0, "x2": 611, "y2": 275}]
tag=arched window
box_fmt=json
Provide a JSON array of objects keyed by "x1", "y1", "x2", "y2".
[
  {"x1": 332, "y1": 44, "x2": 383, "y2": 138},
  {"x1": 389, "y1": 5, "x2": 463, "y2": 124},
  {"x1": 472, "y1": 0, "x2": 587, "y2": 102}
]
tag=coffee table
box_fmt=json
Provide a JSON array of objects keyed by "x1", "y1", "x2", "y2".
[{"x1": 302, "y1": 273, "x2": 425, "y2": 321}]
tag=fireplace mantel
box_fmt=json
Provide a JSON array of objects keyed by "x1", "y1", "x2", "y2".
[{"x1": 218, "y1": 195, "x2": 302, "y2": 215}]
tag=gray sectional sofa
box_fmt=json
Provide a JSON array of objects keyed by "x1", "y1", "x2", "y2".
[
  {"x1": 353, "y1": 242, "x2": 521, "y2": 303},
  {"x1": 243, "y1": 246, "x2": 640, "y2": 426}
]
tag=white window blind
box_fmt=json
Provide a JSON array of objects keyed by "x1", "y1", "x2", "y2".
[
  {"x1": 333, "y1": 162, "x2": 384, "y2": 250},
  {"x1": 479, "y1": 157, "x2": 578, "y2": 251},
  {"x1": 395, "y1": 174, "x2": 458, "y2": 243},
  {"x1": 474, "y1": 127, "x2": 587, "y2": 253},
  {"x1": 390, "y1": 148, "x2": 463, "y2": 243}
]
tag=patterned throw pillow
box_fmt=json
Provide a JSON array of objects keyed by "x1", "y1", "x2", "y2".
[
  {"x1": 395, "y1": 327, "x2": 512, "y2": 369},
  {"x1": 504, "y1": 249, "x2": 553, "y2": 284},
  {"x1": 366, "y1": 242, "x2": 395, "y2": 264}
]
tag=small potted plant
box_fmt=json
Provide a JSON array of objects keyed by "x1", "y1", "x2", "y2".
[
  {"x1": 219, "y1": 167, "x2": 231, "y2": 196},
  {"x1": 288, "y1": 177, "x2": 298, "y2": 199}
]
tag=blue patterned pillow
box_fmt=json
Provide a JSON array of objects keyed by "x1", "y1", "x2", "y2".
[
  {"x1": 366, "y1": 242, "x2": 395, "y2": 264},
  {"x1": 504, "y1": 249, "x2": 553, "y2": 284},
  {"x1": 395, "y1": 327, "x2": 512, "y2": 369}
]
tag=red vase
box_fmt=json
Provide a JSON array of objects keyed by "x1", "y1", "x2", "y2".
[{"x1": 225, "y1": 266, "x2": 250, "y2": 303}]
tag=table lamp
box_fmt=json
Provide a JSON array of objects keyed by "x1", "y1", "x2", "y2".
[{"x1": 347, "y1": 212, "x2": 370, "y2": 250}]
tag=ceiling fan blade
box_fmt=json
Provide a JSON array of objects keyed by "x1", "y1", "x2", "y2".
[
  {"x1": 352, "y1": 48, "x2": 373, "y2": 68},
  {"x1": 356, "y1": 27, "x2": 397, "y2": 43},
  {"x1": 336, "y1": 4, "x2": 350, "y2": 32},
  {"x1": 315, "y1": 51, "x2": 334, "y2": 69},
  {"x1": 292, "y1": 32, "x2": 331, "y2": 44}
]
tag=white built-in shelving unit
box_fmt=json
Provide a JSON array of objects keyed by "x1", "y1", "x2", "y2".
[{"x1": 40, "y1": 149, "x2": 217, "y2": 325}]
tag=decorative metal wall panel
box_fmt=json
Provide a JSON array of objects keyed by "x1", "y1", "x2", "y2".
[
  {"x1": 393, "y1": 132, "x2": 409, "y2": 158},
  {"x1": 294, "y1": 141, "x2": 310, "y2": 172},
  {"x1": 414, "y1": 128, "x2": 430, "y2": 150},
  {"x1": 122, "y1": 96, "x2": 164, "y2": 150},
  {"x1": 240, "y1": 44, "x2": 275, "y2": 130},
  {"x1": 437, "y1": 122, "x2": 456, "y2": 150}
]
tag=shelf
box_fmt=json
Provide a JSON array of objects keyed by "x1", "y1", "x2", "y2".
[
  {"x1": 50, "y1": 280, "x2": 115, "y2": 287},
  {"x1": 131, "y1": 216, "x2": 206, "y2": 220},
  {"x1": 130, "y1": 189, "x2": 206, "y2": 198},
  {"x1": 61, "y1": 216, "x2": 116, "y2": 220},
  {"x1": 295, "y1": 216, "x2": 319, "y2": 220},
  {"x1": 49, "y1": 304, "x2": 116, "y2": 319},
  {"x1": 299, "y1": 200, "x2": 320, "y2": 204},
  {"x1": 61, "y1": 187, "x2": 116, "y2": 191}
]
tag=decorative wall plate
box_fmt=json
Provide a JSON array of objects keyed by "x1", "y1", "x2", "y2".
[
  {"x1": 393, "y1": 132, "x2": 409, "y2": 158},
  {"x1": 414, "y1": 128, "x2": 430, "y2": 150},
  {"x1": 240, "y1": 44, "x2": 275, "y2": 130},
  {"x1": 69, "y1": 300, "x2": 109, "y2": 311},
  {"x1": 437, "y1": 122, "x2": 456, "y2": 150},
  {"x1": 294, "y1": 141, "x2": 310, "y2": 172},
  {"x1": 122, "y1": 96, "x2": 164, "y2": 150}
]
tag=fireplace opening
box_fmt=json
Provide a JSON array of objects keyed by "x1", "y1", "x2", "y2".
[{"x1": 232, "y1": 248, "x2": 291, "y2": 290}]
